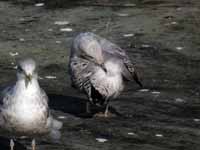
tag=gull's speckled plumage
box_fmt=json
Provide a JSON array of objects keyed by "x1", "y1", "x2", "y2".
[
  {"x1": 69, "y1": 32, "x2": 142, "y2": 116},
  {"x1": 0, "y1": 58, "x2": 62, "y2": 135}
]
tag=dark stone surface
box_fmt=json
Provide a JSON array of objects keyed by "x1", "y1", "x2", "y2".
[{"x1": 0, "y1": 0, "x2": 200, "y2": 149}]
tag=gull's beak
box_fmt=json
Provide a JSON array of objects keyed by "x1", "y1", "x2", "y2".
[
  {"x1": 25, "y1": 74, "x2": 32, "y2": 88},
  {"x1": 100, "y1": 63, "x2": 107, "y2": 72}
]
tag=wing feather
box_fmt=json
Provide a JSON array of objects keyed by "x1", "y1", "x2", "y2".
[{"x1": 95, "y1": 34, "x2": 142, "y2": 86}]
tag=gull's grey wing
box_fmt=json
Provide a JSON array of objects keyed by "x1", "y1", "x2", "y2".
[
  {"x1": 95, "y1": 34, "x2": 143, "y2": 87},
  {"x1": 69, "y1": 57, "x2": 98, "y2": 102},
  {"x1": 69, "y1": 57, "x2": 111, "y2": 105},
  {"x1": 0, "y1": 86, "x2": 14, "y2": 107},
  {"x1": 0, "y1": 86, "x2": 14, "y2": 126},
  {"x1": 40, "y1": 88, "x2": 49, "y2": 105},
  {"x1": 40, "y1": 88, "x2": 50, "y2": 120}
]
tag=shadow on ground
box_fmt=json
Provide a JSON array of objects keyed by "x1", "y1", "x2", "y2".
[{"x1": 48, "y1": 94, "x2": 121, "y2": 118}]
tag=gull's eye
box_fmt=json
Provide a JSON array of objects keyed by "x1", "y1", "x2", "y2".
[{"x1": 17, "y1": 66, "x2": 23, "y2": 73}]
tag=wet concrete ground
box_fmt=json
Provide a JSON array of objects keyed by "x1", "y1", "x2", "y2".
[{"x1": 0, "y1": 0, "x2": 200, "y2": 149}]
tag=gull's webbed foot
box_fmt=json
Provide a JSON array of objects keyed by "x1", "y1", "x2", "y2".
[
  {"x1": 32, "y1": 139, "x2": 36, "y2": 150},
  {"x1": 10, "y1": 139, "x2": 14, "y2": 150}
]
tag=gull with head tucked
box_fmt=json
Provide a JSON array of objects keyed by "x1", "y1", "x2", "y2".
[
  {"x1": 69, "y1": 32, "x2": 142, "y2": 117},
  {"x1": 0, "y1": 58, "x2": 62, "y2": 150}
]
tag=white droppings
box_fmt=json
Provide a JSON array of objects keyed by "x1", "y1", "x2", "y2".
[
  {"x1": 19, "y1": 18, "x2": 25, "y2": 21},
  {"x1": 58, "y1": 116, "x2": 66, "y2": 119},
  {"x1": 25, "y1": 29, "x2": 30, "y2": 32},
  {"x1": 175, "y1": 98, "x2": 185, "y2": 103},
  {"x1": 123, "y1": 33, "x2": 134, "y2": 37},
  {"x1": 151, "y1": 91, "x2": 160, "y2": 94},
  {"x1": 45, "y1": 76, "x2": 57, "y2": 79},
  {"x1": 11, "y1": 62, "x2": 15, "y2": 65},
  {"x1": 176, "y1": 46, "x2": 183, "y2": 51},
  {"x1": 124, "y1": 3, "x2": 136, "y2": 7},
  {"x1": 194, "y1": 118, "x2": 200, "y2": 122},
  {"x1": 48, "y1": 28, "x2": 53, "y2": 32},
  {"x1": 19, "y1": 136, "x2": 28, "y2": 139},
  {"x1": 9, "y1": 52, "x2": 19, "y2": 57},
  {"x1": 56, "y1": 41, "x2": 62, "y2": 44},
  {"x1": 54, "y1": 21, "x2": 69, "y2": 25},
  {"x1": 38, "y1": 76, "x2": 44, "y2": 80},
  {"x1": 116, "y1": 13, "x2": 129, "y2": 17},
  {"x1": 60, "y1": 28, "x2": 73, "y2": 32},
  {"x1": 13, "y1": 66, "x2": 18, "y2": 69},
  {"x1": 35, "y1": 3, "x2": 44, "y2": 7},
  {"x1": 155, "y1": 134, "x2": 163, "y2": 137},
  {"x1": 19, "y1": 38, "x2": 25, "y2": 42},
  {"x1": 141, "y1": 44, "x2": 151, "y2": 48},
  {"x1": 96, "y1": 138, "x2": 108, "y2": 143},
  {"x1": 171, "y1": 21, "x2": 178, "y2": 25},
  {"x1": 139, "y1": 89, "x2": 149, "y2": 92},
  {"x1": 128, "y1": 132, "x2": 136, "y2": 135}
]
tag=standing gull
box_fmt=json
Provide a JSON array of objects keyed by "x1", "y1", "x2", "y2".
[
  {"x1": 0, "y1": 58, "x2": 62, "y2": 150},
  {"x1": 69, "y1": 32, "x2": 142, "y2": 117}
]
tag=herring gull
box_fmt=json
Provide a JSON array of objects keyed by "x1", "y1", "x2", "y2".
[
  {"x1": 0, "y1": 58, "x2": 62, "y2": 150},
  {"x1": 69, "y1": 32, "x2": 142, "y2": 117}
]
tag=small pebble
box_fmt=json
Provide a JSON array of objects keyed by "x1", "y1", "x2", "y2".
[
  {"x1": 13, "y1": 66, "x2": 17, "y2": 69},
  {"x1": 123, "y1": 33, "x2": 134, "y2": 37},
  {"x1": 176, "y1": 46, "x2": 183, "y2": 51},
  {"x1": 116, "y1": 13, "x2": 129, "y2": 17},
  {"x1": 155, "y1": 134, "x2": 163, "y2": 137},
  {"x1": 38, "y1": 76, "x2": 44, "y2": 80},
  {"x1": 54, "y1": 21, "x2": 69, "y2": 25},
  {"x1": 56, "y1": 41, "x2": 62, "y2": 44},
  {"x1": 25, "y1": 29, "x2": 30, "y2": 32},
  {"x1": 58, "y1": 116, "x2": 66, "y2": 119},
  {"x1": 9, "y1": 52, "x2": 19, "y2": 57},
  {"x1": 128, "y1": 132, "x2": 136, "y2": 136},
  {"x1": 194, "y1": 118, "x2": 200, "y2": 122},
  {"x1": 124, "y1": 3, "x2": 136, "y2": 7},
  {"x1": 139, "y1": 89, "x2": 149, "y2": 92},
  {"x1": 19, "y1": 18, "x2": 25, "y2": 21},
  {"x1": 45, "y1": 76, "x2": 57, "y2": 79},
  {"x1": 60, "y1": 28, "x2": 73, "y2": 32},
  {"x1": 141, "y1": 44, "x2": 151, "y2": 48},
  {"x1": 171, "y1": 21, "x2": 178, "y2": 25},
  {"x1": 96, "y1": 138, "x2": 108, "y2": 143},
  {"x1": 48, "y1": 28, "x2": 53, "y2": 32},
  {"x1": 151, "y1": 91, "x2": 160, "y2": 94},
  {"x1": 35, "y1": 3, "x2": 44, "y2": 7},
  {"x1": 19, "y1": 38, "x2": 25, "y2": 42},
  {"x1": 19, "y1": 136, "x2": 28, "y2": 139},
  {"x1": 175, "y1": 98, "x2": 185, "y2": 103}
]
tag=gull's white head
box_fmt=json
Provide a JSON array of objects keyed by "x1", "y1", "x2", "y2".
[
  {"x1": 17, "y1": 58, "x2": 37, "y2": 86},
  {"x1": 78, "y1": 34, "x2": 104, "y2": 65}
]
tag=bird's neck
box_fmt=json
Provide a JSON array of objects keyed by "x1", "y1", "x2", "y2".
[{"x1": 15, "y1": 78, "x2": 40, "y2": 93}]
